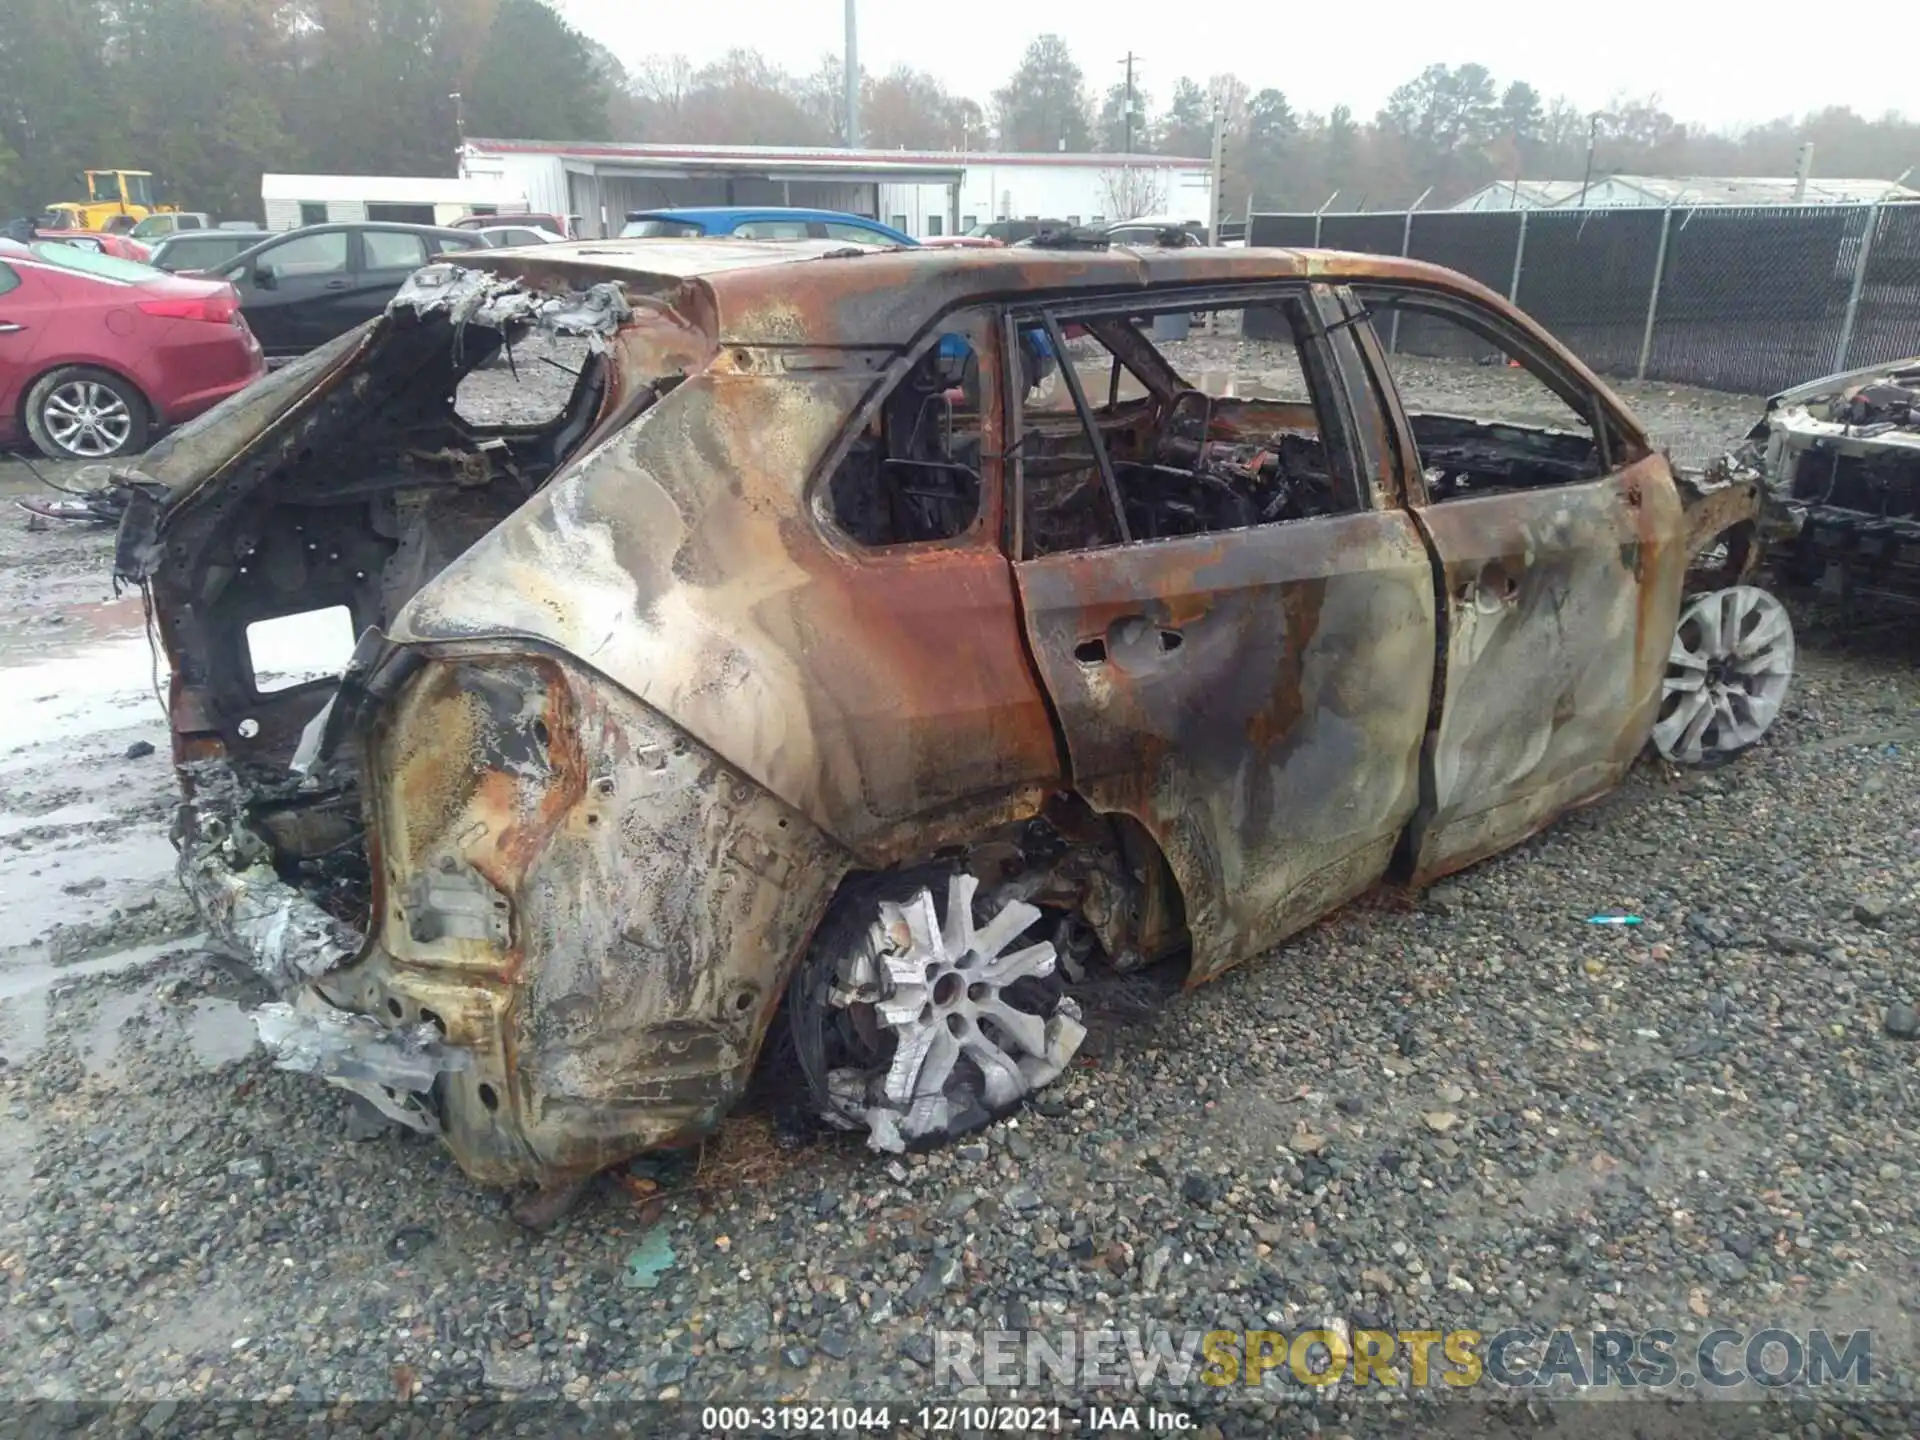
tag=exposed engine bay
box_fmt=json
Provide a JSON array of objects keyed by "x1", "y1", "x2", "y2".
[{"x1": 1727, "y1": 355, "x2": 1920, "y2": 602}]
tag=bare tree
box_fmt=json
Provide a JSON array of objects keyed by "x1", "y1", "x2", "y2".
[
  {"x1": 1099, "y1": 165, "x2": 1168, "y2": 219},
  {"x1": 631, "y1": 53, "x2": 693, "y2": 135}
]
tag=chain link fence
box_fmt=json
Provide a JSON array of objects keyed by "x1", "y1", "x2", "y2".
[{"x1": 1246, "y1": 203, "x2": 1920, "y2": 395}]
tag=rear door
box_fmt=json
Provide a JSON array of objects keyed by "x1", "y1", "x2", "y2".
[
  {"x1": 354, "y1": 228, "x2": 432, "y2": 329},
  {"x1": 232, "y1": 230, "x2": 352, "y2": 354},
  {"x1": 799, "y1": 306, "x2": 1063, "y2": 843},
  {"x1": 0, "y1": 260, "x2": 52, "y2": 430},
  {"x1": 1008, "y1": 285, "x2": 1438, "y2": 982},
  {"x1": 1343, "y1": 285, "x2": 1687, "y2": 882}
]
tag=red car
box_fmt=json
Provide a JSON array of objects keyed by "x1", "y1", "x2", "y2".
[
  {"x1": 34, "y1": 229, "x2": 153, "y2": 262},
  {"x1": 0, "y1": 240, "x2": 264, "y2": 460}
]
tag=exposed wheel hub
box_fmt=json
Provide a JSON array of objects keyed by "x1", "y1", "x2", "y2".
[
  {"x1": 820, "y1": 873, "x2": 1086, "y2": 1152},
  {"x1": 1654, "y1": 584, "x2": 1795, "y2": 764}
]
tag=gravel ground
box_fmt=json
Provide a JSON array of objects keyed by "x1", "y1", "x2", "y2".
[{"x1": 1, "y1": 355, "x2": 1916, "y2": 1436}]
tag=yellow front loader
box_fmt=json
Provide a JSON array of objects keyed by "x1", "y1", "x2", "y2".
[{"x1": 42, "y1": 170, "x2": 175, "y2": 232}]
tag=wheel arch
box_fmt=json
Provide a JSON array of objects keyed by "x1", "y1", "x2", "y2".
[
  {"x1": 777, "y1": 798, "x2": 1191, "y2": 1103},
  {"x1": 1679, "y1": 475, "x2": 1766, "y2": 593}
]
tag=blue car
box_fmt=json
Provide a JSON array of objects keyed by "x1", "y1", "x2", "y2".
[{"x1": 619, "y1": 207, "x2": 916, "y2": 247}]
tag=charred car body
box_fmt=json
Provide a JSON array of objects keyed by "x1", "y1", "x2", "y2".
[
  {"x1": 115, "y1": 238, "x2": 1785, "y2": 1202},
  {"x1": 1733, "y1": 355, "x2": 1920, "y2": 605}
]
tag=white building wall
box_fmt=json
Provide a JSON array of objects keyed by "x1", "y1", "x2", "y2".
[
  {"x1": 876, "y1": 183, "x2": 953, "y2": 236},
  {"x1": 263, "y1": 199, "x2": 367, "y2": 230},
  {"x1": 458, "y1": 146, "x2": 1213, "y2": 241},
  {"x1": 884, "y1": 162, "x2": 1212, "y2": 238},
  {"x1": 447, "y1": 151, "x2": 569, "y2": 216},
  {"x1": 261, "y1": 174, "x2": 526, "y2": 230},
  {"x1": 958, "y1": 162, "x2": 1210, "y2": 231}
]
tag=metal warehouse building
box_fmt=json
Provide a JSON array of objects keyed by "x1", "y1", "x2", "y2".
[{"x1": 458, "y1": 138, "x2": 1213, "y2": 240}]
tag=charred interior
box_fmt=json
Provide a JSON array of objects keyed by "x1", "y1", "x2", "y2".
[
  {"x1": 827, "y1": 333, "x2": 985, "y2": 545},
  {"x1": 1411, "y1": 411, "x2": 1604, "y2": 497},
  {"x1": 1017, "y1": 308, "x2": 1349, "y2": 557}
]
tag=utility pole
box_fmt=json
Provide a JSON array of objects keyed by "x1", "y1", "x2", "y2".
[
  {"x1": 1119, "y1": 52, "x2": 1137, "y2": 154},
  {"x1": 1792, "y1": 141, "x2": 1815, "y2": 202},
  {"x1": 1578, "y1": 114, "x2": 1599, "y2": 208},
  {"x1": 1208, "y1": 93, "x2": 1227, "y2": 243},
  {"x1": 843, "y1": 0, "x2": 861, "y2": 149},
  {"x1": 449, "y1": 92, "x2": 465, "y2": 148}
]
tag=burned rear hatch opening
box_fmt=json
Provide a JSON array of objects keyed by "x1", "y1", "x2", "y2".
[{"x1": 113, "y1": 262, "x2": 690, "y2": 1100}]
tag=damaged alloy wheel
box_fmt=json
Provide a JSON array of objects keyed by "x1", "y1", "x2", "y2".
[
  {"x1": 793, "y1": 871, "x2": 1086, "y2": 1153},
  {"x1": 1653, "y1": 585, "x2": 1795, "y2": 764}
]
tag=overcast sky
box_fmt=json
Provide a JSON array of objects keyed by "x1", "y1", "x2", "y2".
[{"x1": 550, "y1": 0, "x2": 1905, "y2": 133}]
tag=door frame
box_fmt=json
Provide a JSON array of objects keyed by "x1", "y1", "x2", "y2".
[
  {"x1": 1002, "y1": 280, "x2": 1441, "y2": 978},
  {"x1": 793, "y1": 302, "x2": 1066, "y2": 858},
  {"x1": 1335, "y1": 282, "x2": 1686, "y2": 882}
]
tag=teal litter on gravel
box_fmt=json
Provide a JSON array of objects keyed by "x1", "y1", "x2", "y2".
[
  {"x1": 1586, "y1": 914, "x2": 1642, "y2": 925},
  {"x1": 623, "y1": 1230, "x2": 676, "y2": 1290}
]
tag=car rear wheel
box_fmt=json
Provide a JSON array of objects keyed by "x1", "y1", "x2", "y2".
[
  {"x1": 788, "y1": 869, "x2": 1086, "y2": 1153},
  {"x1": 24, "y1": 367, "x2": 150, "y2": 461}
]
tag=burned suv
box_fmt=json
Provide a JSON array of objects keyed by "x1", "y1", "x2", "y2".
[{"x1": 115, "y1": 237, "x2": 1782, "y2": 1206}]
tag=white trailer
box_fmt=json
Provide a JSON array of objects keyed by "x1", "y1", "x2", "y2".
[{"x1": 259, "y1": 174, "x2": 529, "y2": 231}]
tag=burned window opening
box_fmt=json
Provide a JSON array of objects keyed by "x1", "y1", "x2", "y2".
[
  {"x1": 1351, "y1": 290, "x2": 1622, "y2": 501},
  {"x1": 1411, "y1": 413, "x2": 1608, "y2": 499},
  {"x1": 827, "y1": 317, "x2": 991, "y2": 546},
  {"x1": 455, "y1": 332, "x2": 596, "y2": 428},
  {"x1": 1019, "y1": 299, "x2": 1350, "y2": 557}
]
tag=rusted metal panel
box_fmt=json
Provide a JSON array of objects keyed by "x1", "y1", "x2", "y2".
[
  {"x1": 389, "y1": 364, "x2": 1063, "y2": 860},
  {"x1": 1406, "y1": 452, "x2": 1687, "y2": 881},
  {"x1": 328, "y1": 651, "x2": 850, "y2": 1187},
  {"x1": 1014, "y1": 511, "x2": 1436, "y2": 982},
  {"x1": 1681, "y1": 473, "x2": 1765, "y2": 575}
]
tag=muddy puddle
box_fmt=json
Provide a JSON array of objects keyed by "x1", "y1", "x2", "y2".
[
  {"x1": 0, "y1": 594, "x2": 160, "y2": 757},
  {"x1": 0, "y1": 930, "x2": 264, "y2": 1072},
  {"x1": 0, "y1": 591, "x2": 355, "y2": 757},
  {"x1": 0, "y1": 592, "x2": 360, "y2": 942}
]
